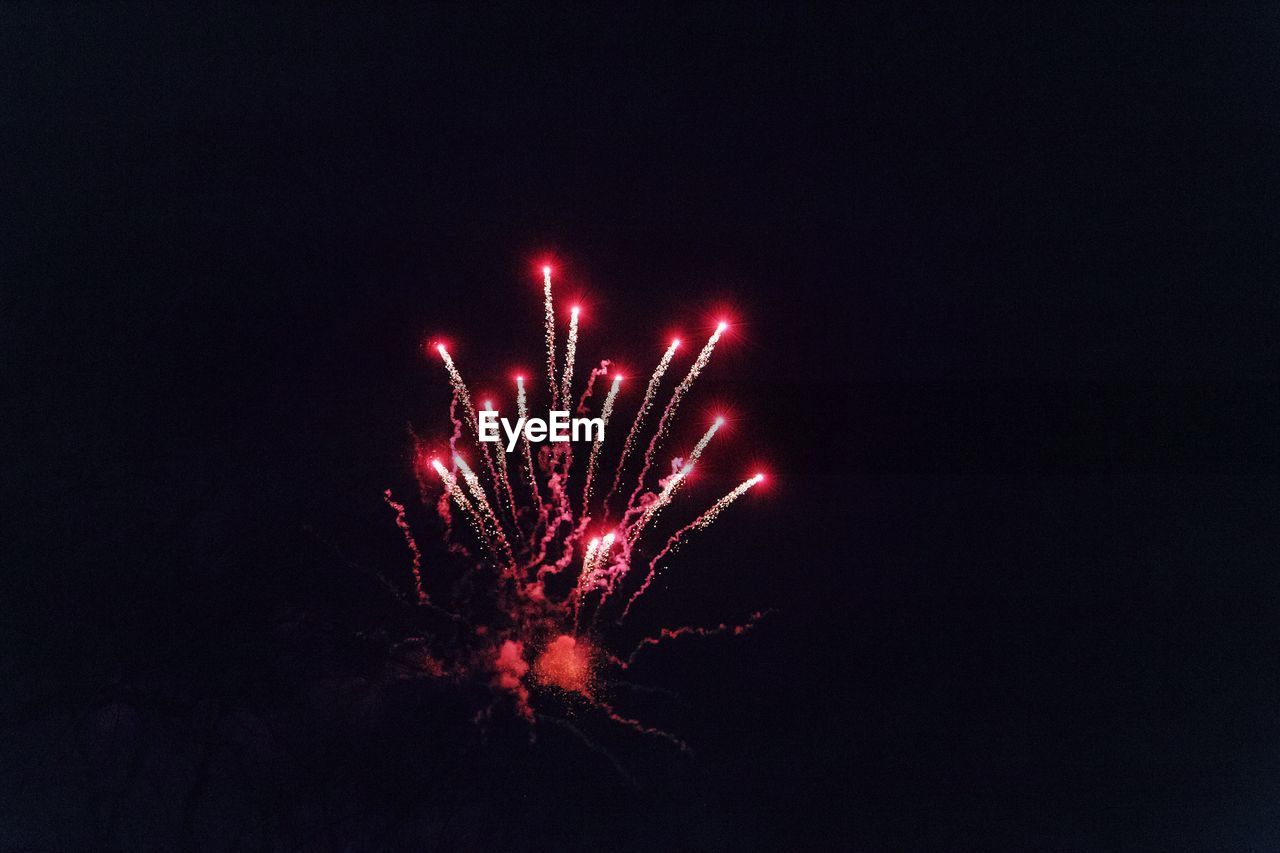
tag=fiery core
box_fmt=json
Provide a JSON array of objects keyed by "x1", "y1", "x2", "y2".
[{"x1": 387, "y1": 263, "x2": 769, "y2": 754}]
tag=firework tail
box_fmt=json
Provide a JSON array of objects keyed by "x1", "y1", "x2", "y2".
[
  {"x1": 573, "y1": 534, "x2": 615, "y2": 631},
  {"x1": 598, "y1": 701, "x2": 690, "y2": 752},
  {"x1": 581, "y1": 373, "x2": 622, "y2": 509},
  {"x1": 617, "y1": 473, "x2": 765, "y2": 620},
  {"x1": 431, "y1": 458, "x2": 501, "y2": 560},
  {"x1": 383, "y1": 489, "x2": 426, "y2": 602},
  {"x1": 621, "y1": 416, "x2": 723, "y2": 535},
  {"x1": 454, "y1": 454, "x2": 515, "y2": 568},
  {"x1": 515, "y1": 376, "x2": 546, "y2": 526},
  {"x1": 624, "y1": 324, "x2": 725, "y2": 513},
  {"x1": 483, "y1": 399, "x2": 521, "y2": 532},
  {"x1": 436, "y1": 345, "x2": 509, "y2": 535},
  {"x1": 604, "y1": 339, "x2": 680, "y2": 515},
  {"x1": 616, "y1": 610, "x2": 774, "y2": 669},
  {"x1": 572, "y1": 536, "x2": 601, "y2": 630},
  {"x1": 561, "y1": 305, "x2": 579, "y2": 407},
  {"x1": 623, "y1": 462, "x2": 694, "y2": 549},
  {"x1": 575, "y1": 360, "x2": 613, "y2": 415},
  {"x1": 542, "y1": 265, "x2": 558, "y2": 408}
]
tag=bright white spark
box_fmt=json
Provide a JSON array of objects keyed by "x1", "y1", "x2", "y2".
[
  {"x1": 543, "y1": 266, "x2": 558, "y2": 408},
  {"x1": 561, "y1": 305, "x2": 579, "y2": 407}
]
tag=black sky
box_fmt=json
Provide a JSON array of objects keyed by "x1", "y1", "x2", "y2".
[{"x1": 3, "y1": 4, "x2": 1279, "y2": 851}]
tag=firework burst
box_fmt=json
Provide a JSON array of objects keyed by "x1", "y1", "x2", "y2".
[{"x1": 387, "y1": 263, "x2": 769, "y2": 750}]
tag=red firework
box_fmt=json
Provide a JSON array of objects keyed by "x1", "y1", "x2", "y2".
[{"x1": 387, "y1": 263, "x2": 768, "y2": 748}]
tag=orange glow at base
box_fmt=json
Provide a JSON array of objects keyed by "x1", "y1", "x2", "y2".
[{"x1": 533, "y1": 634, "x2": 594, "y2": 695}]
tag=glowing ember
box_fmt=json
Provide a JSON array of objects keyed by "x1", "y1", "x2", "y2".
[
  {"x1": 381, "y1": 259, "x2": 769, "y2": 751},
  {"x1": 533, "y1": 634, "x2": 594, "y2": 695},
  {"x1": 494, "y1": 639, "x2": 532, "y2": 717}
]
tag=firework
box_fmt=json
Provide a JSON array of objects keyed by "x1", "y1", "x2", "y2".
[
  {"x1": 621, "y1": 415, "x2": 723, "y2": 539},
  {"x1": 483, "y1": 399, "x2": 519, "y2": 529},
  {"x1": 619, "y1": 473, "x2": 765, "y2": 621},
  {"x1": 452, "y1": 454, "x2": 509, "y2": 550},
  {"x1": 515, "y1": 375, "x2": 543, "y2": 514},
  {"x1": 382, "y1": 490, "x2": 426, "y2": 603},
  {"x1": 581, "y1": 373, "x2": 622, "y2": 507},
  {"x1": 430, "y1": 458, "x2": 493, "y2": 554},
  {"x1": 615, "y1": 610, "x2": 774, "y2": 669},
  {"x1": 437, "y1": 344, "x2": 506, "y2": 521},
  {"x1": 391, "y1": 262, "x2": 766, "y2": 752},
  {"x1": 622, "y1": 323, "x2": 727, "y2": 515},
  {"x1": 542, "y1": 265, "x2": 558, "y2": 407},
  {"x1": 561, "y1": 305, "x2": 579, "y2": 408},
  {"x1": 604, "y1": 338, "x2": 680, "y2": 513}
]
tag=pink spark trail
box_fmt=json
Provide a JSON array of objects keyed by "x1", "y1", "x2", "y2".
[
  {"x1": 617, "y1": 610, "x2": 775, "y2": 669},
  {"x1": 382, "y1": 489, "x2": 426, "y2": 603}
]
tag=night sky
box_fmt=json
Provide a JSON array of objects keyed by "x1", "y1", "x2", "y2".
[{"x1": 4, "y1": 5, "x2": 1279, "y2": 851}]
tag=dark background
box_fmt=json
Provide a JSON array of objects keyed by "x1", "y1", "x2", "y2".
[{"x1": 4, "y1": 4, "x2": 1278, "y2": 850}]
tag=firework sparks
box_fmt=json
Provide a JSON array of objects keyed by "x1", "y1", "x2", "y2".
[
  {"x1": 453, "y1": 454, "x2": 514, "y2": 566},
  {"x1": 605, "y1": 338, "x2": 680, "y2": 513},
  {"x1": 389, "y1": 264, "x2": 766, "y2": 752},
  {"x1": 515, "y1": 375, "x2": 543, "y2": 514},
  {"x1": 690, "y1": 416, "x2": 724, "y2": 463},
  {"x1": 436, "y1": 344, "x2": 476, "y2": 428},
  {"x1": 623, "y1": 322, "x2": 727, "y2": 514},
  {"x1": 624, "y1": 459, "x2": 695, "y2": 547},
  {"x1": 436, "y1": 344, "x2": 506, "y2": 521},
  {"x1": 430, "y1": 457, "x2": 495, "y2": 555},
  {"x1": 581, "y1": 373, "x2": 622, "y2": 507},
  {"x1": 622, "y1": 415, "x2": 724, "y2": 535},
  {"x1": 382, "y1": 489, "x2": 426, "y2": 603},
  {"x1": 542, "y1": 265, "x2": 558, "y2": 408},
  {"x1": 483, "y1": 398, "x2": 519, "y2": 530},
  {"x1": 561, "y1": 305, "x2": 580, "y2": 407},
  {"x1": 616, "y1": 610, "x2": 775, "y2": 669},
  {"x1": 619, "y1": 473, "x2": 765, "y2": 620}
]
